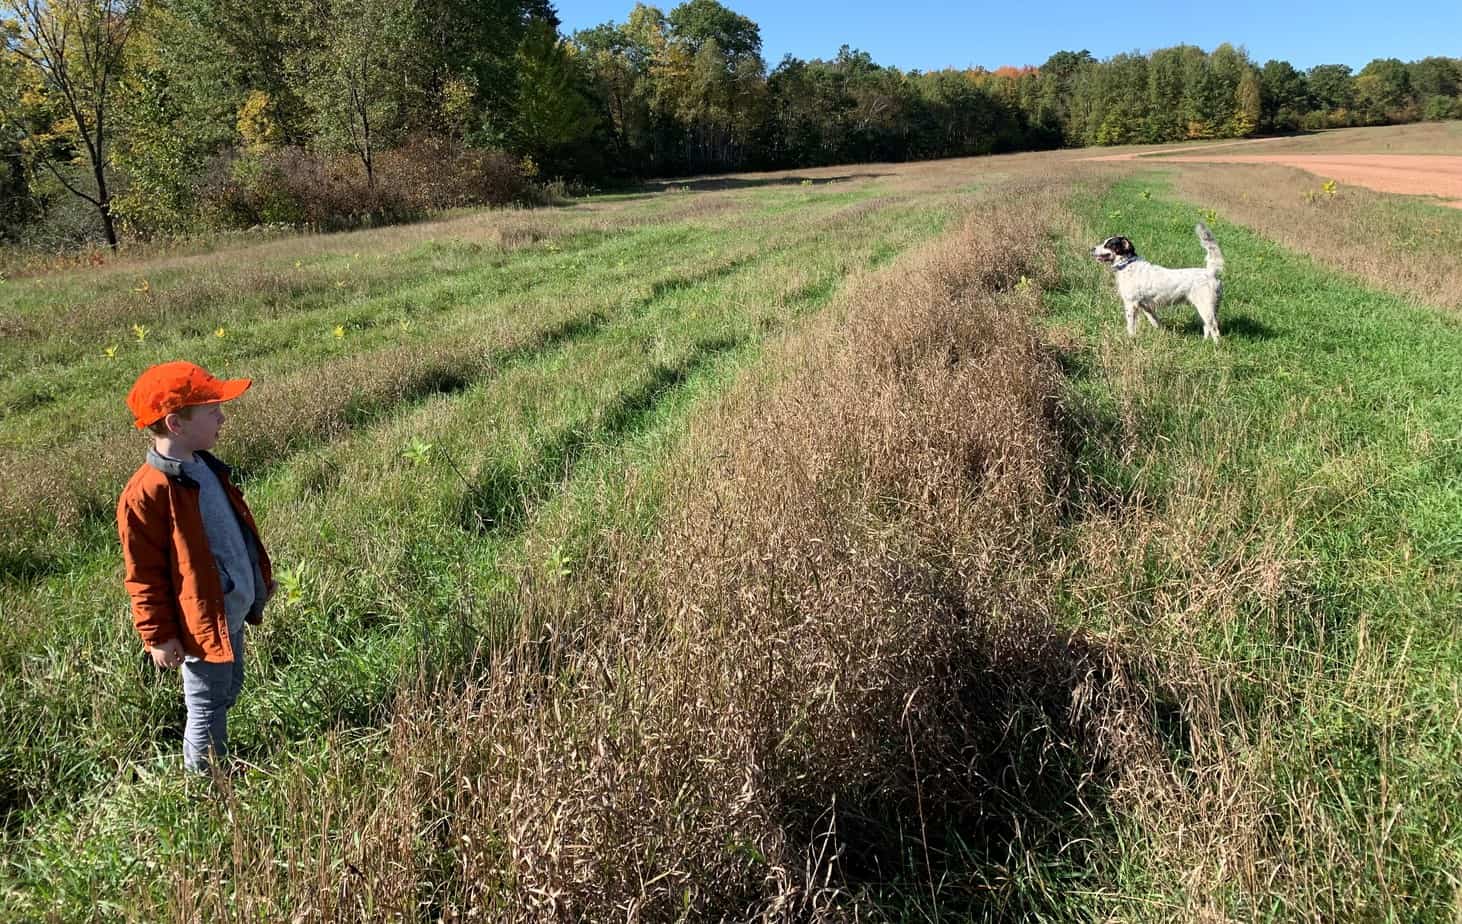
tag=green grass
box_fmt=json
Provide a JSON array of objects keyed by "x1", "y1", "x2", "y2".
[
  {"x1": 5, "y1": 153, "x2": 1461, "y2": 917},
  {"x1": 1043, "y1": 174, "x2": 1462, "y2": 918},
  {"x1": 0, "y1": 175, "x2": 960, "y2": 916}
]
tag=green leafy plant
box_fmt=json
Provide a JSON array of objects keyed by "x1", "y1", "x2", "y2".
[
  {"x1": 545, "y1": 543, "x2": 574, "y2": 579},
  {"x1": 273, "y1": 566, "x2": 306, "y2": 607},
  {"x1": 402, "y1": 437, "x2": 434, "y2": 465}
]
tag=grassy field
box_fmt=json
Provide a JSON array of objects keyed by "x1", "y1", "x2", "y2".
[
  {"x1": 1170, "y1": 160, "x2": 1462, "y2": 310},
  {"x1": 1127, "y1": 120, "x2": 1462, "y2": 157},
  {"x1": 1217, "y1": 120, "x2": 1462, "y2": 155},
  {"x1": 2, "y1": 134, "x2": 1460, "y2": 920},
  {"x1": 1048, "y1": 175, "x2": 1462, "y2": 918}
]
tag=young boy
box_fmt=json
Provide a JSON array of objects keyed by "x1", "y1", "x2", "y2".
[{"x1": 117, "y1": 360, "x2": 273, "y2": 773}]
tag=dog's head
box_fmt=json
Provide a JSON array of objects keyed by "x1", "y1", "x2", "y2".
[{"x1": 1091, "y1": 236, "x2": 1135, "y2": 266}]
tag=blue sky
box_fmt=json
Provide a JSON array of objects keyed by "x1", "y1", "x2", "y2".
[{"x1": 554, "y1": 0, "x2": 1462, "y2": 72}]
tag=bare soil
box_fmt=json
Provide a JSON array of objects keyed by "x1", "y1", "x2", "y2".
[{"x1": 1090, "y1": 140, "x2": 1462, "y2": 208}]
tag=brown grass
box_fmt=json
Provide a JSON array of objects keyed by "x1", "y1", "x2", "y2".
[
  {"x1": 1171, "y1": 162, "x2": 1462, "y2": 310},
  {"x1": 0, "y1": 142, "x2": 1097, "y2": 287},
  {"x1": 1219, "y1": 121, "x2": 1462, "y2": 156}
]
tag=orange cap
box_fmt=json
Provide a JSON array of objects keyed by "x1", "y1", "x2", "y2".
[{"x1": 126, "y1": 361, "x2": 252, "y2": 429}]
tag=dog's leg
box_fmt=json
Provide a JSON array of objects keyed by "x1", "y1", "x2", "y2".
[
  {"x1": 1140, "y1": 301, "x2": 1161, "y2": 329},
  {"x1": 1125, "y1": 300, "x2": 1139, "y2": 337},
  {"x1": 1193, "y1": 292, "x2": 1221, "y2": 342}
]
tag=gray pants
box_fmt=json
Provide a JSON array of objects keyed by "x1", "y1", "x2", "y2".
[{"x1": 181, "y1": 626, "x2": 245, "y2": 772}]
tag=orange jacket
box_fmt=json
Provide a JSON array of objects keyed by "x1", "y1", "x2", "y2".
[{"x1": 117, "y1": 451, "x2": 273, "y2": 663}]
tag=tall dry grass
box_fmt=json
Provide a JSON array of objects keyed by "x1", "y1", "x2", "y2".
[
  {"x1": 8, "y1": 139, "x2": 1456, "y2": 918},
  {"x1": 132, "y1": 178, "x2": 1198, "y2": 920},
  {"x1": 1171, "y1": 162, "x2": 1462, "y2": 310},
  {"x1": 1219, "y1": 121, "x2": 1462, "y2": 156}
]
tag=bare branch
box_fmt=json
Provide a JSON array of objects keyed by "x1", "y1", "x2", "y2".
[{"x1": 35, "y1": 152, "x2": 100, "y2": 205}]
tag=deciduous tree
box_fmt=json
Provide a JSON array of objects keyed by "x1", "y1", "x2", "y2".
[
  {"x1": 290, "y1": 0, "x2": 422, "y2": 187},
  {"x1": 2, "y1": 0, "x2": 144, "y2": 248},
  {"x1": 1355, "y1": 57, "x2": 1414, "y2": 122},
  {"x1": 1258, "y1": 59, "x2": 1308, "y2": 132},
  {"x1": 1307, "y1": 64, "x2": 1355, "y2": 114},
  {"x1": 1231, "y1": 69, "x2": 1261, "y2": 136}
]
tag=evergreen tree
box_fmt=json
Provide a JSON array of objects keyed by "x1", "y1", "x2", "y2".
[{"x1": 510, "y1": 20, "x2": 597, "y2": 170}]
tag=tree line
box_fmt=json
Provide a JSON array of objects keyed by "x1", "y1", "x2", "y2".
[{"x1": 4, "y1": 0, "x2": 1461, "y2": 249}]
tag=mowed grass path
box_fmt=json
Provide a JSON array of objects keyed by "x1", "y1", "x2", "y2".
[
  {"x1": 0, "y1": 177, "x2": 961, "y2": 868},
  {"x1": 1046, "y1": 176, "x2": 1462, "y2": 918}
]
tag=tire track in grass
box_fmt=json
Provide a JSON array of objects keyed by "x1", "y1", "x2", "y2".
[
  {"x1": 0, "y1": 181, "x2": 894, "y2": 406},
  {"x1": 241, "y1": 334, "x2": 754, "y2": 745},
  {"x1": 0, "y1": 224, "x2": 697, "y2": 420},
  {"x1": 0, "y1": 184, "x2": 874, "y2": 443}
]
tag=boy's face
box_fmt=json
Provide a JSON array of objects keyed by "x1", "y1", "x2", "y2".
[{"x1": 165, "y1": 402, "x2": 226, "y2": 453}]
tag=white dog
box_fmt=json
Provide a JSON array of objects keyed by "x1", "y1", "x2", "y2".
[{"x1": 1091, "y1": 224, "x2": 1225, "y2": 342}]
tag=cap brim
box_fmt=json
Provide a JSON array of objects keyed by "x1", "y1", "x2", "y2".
[{"x1": 213, "y1": 377, "x2": 252, "y2": 402}]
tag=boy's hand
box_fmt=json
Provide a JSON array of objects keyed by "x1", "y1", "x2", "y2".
[{"x1": 149, "y1": 638, "x2": 184, "y2": 670}]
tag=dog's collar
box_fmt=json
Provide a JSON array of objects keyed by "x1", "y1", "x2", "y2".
[{"x1": 1113, "y1": 256, "x2": 1142, "y2": 271}]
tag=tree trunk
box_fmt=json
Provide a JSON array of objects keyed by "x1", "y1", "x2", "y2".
[
  {"x1": 92, "y1": 110, "x2": 117, "y2": 249},
  {"x1": 96, "y1": 184, "x2": 118, "y2": 249},
  {"x1": 359, "y1": 65, "x2": 374, "y2": 188}
]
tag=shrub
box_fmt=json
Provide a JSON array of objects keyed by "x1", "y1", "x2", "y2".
[
  {"x1": 198, "y1": 147, "x2": 417, "y2": 231},
  {"x1": 1423, "y1": 94, "x2": 1460, "y2": 120},
  {"x1": 373, "y1": 134, "x2": 531, "y2": 210},
  {"x1": 198, "y1": 137, "x2": 535, "y2": 232}
]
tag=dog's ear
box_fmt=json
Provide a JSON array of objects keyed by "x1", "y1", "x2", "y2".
[{"x1": 1111, "y1": 237, "x2": 1134, "y2": 256}]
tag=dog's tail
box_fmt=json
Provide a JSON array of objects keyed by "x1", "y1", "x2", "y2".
[{"x1": 1196, "y1": 222, "x2": 1224, "y2": 275}]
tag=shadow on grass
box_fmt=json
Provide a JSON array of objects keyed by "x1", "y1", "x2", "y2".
[
  {"x1": 634, "y1": 173, "x2": 893, "y2": 195},
  {"x1": 1200, "y1": 312, "x2": 1276, "y2": 341},
  {"x1": 0, "y1": 548, "x2": 68, "y2": 585},
  {"x1": 1044, "y1": 340, "x2": 1165, "y2": 523},
  {"x1": 782, "y1": 600, "x2": 1169, "y2": 918},
  {"x1": 793, "y1": 344, "x2": 1197, "y2": 915}
]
